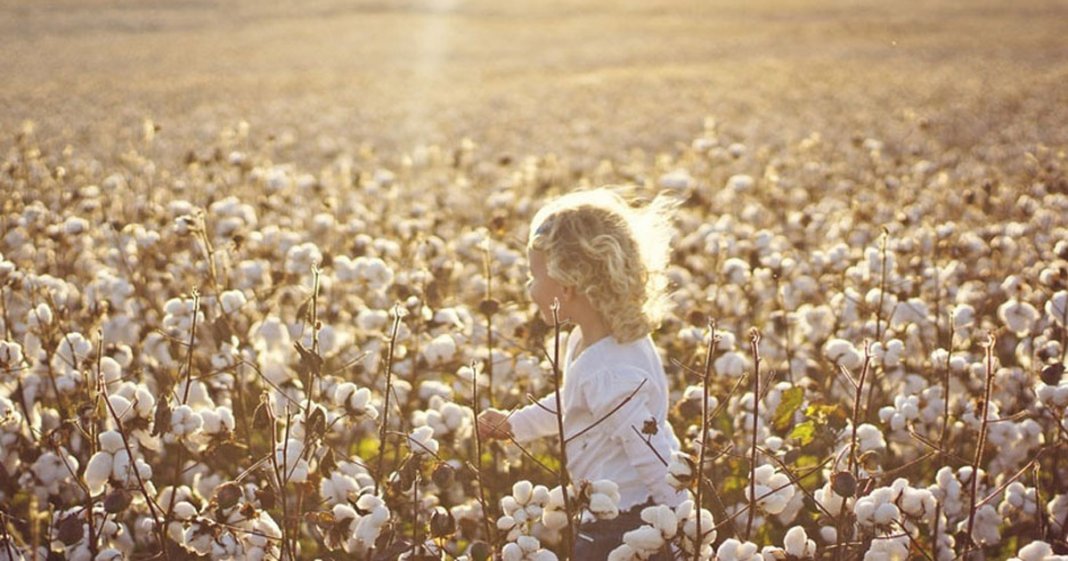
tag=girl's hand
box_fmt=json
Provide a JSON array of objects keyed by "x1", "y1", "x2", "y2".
[{"x1": 477, "y1": 409, "x2": 513, "y2": 440}]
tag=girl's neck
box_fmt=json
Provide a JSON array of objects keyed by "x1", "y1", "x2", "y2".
[{"x1": 574, "y1": 315, "x2": 611, "y2": 358}]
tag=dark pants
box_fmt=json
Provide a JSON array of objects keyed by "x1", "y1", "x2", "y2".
[{"x1": 573, "y1": 503, "x2": 672, "y2": 561}]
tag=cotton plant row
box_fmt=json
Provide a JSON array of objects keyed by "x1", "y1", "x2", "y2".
[{"x1": 1, "y1": 116, "x2": 1067, "y2": 561}]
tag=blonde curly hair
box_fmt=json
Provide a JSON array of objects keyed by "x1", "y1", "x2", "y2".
[{"x1": 528, "y1": 188, "x2": 676, "y2": 343}]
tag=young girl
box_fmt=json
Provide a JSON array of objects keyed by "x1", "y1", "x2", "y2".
[{"x1": 478, "y1": 188, "x2": 683, "y2": 561}]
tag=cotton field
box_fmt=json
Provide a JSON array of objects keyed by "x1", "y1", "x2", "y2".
[{"x1": 2, "y1": 1, "x2": 1068, "y2": 560}]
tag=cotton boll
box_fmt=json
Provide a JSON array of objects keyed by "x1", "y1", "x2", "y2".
[
  {"x1": 659, "y1": 170, "x2": 694, "y2": 191},
  {"x1": 200, "y1": 407, "x2": 235, "y2": 436},
  {"x1": 715, "y1": 352, "x2": 747, "y2": 377},
  {"x1": 356, "y1": 309, "x2": 390, "y2": 332},
  {"x1": 531, "y1": 485, "x2": 550, "y2": 505},
  {"x1": 727, "y1": 174, "x2": 754, "y2": 192},
  {"x1": 873, "y1": 503, "x2": 900, "y2": 525},
  {"x1": 824, "y1": 339, "x2": 863, "y2": 370},
  {"x1": 283, "y1": 242, "x2": 322, "y2": 275},
  {"x1": 169, "y1": 405, "x2": 203, "y2": 438},
  {"x1": 589, "y1": 493, "x2": 619, "y2": 520},
  {"x1": 0, "y1": 341, "x2": 23, "y2": 366},
  {"x1": 423, "y1": 334, "x2": 458, "y2": 366},
  {"x1": 998, "y1": 299, "x2": 1039, "y2": 336},
  {"x1": 530, "y1": 550, "x2": 558, "y2": 561},
  {"x1": 666, "y1": 451, "x2": 695, "y2": 489},
  {"x1": 219, "y1": 290, "x2": 247, "y2": 314},
  {"x1": 408, "y1": 426, "x2": 439, "y2": 455},
  {"x1": 500, "y1": 496, "x2": 520, "y2": 517},
  {"x1": 623, "y1": 525, "x2": 664, "y2": 553},
  {"x1": 501, "y1": 543, "x2": 523, "y2": 561},
  {"x1": 1048, "y1": 291, "x2": 1068, "y2": 327},
  {"x1": 783, "y1": 526, "x2": 816, "y2": 557},
  {"x1": 717, "y1": 538, "x2": 761, "y2": 561},
  {"x1": 512, "y1": 508, "x2": 529, "y2": 525},
  {"x1": 516, "y1": 535, "x2": 540, "y2": 553},
  {"x1": 953, "y1": 304, "x2": 976, "y2": 329},
  {"x1": 856, "y1": 423, "x2": 886, "y2": 452},
  {"x1": 900, "y1": 487, "x2": 936, "y2": 521},
  {"x1": 722, "y1": 258, "x2": 751, "y2": 285},
  {"x1": 542, "y1": 510, "x2": 568, "y2": 531},
  {"x1": 862, "y1": 534, "x2": 909, "y2": 561},
  {"x1": 677, "y1": 500, "x2": 716, "y2": 553},
  {"x1": 638, "y1": 505, "x2": 676, "y2": 537},
  {"x1": 607, "y1": 544, "x2": 639, "y2": 561},
  {"x1": 957, "y1": 504, "x2": 1000, "y2": 545},
  {"x1": 588, "y1": 479, "x2": 616, "y2": 497},
  {"x1": 439, "y1": 402, "x2": 466, "y2": 432},
  {"x1": 95, "y1": 431, "x2": 124, "y2": 454},
  {"x1": 512, "y1": 480, "x2": 534, "y2": 506},
  {"x1": 890, "y1": 297, "x2": 929, "y2": 328},
  {"x1": 748, "y1": 465, "x2": 795, "y2": 515},
  {"x1": 1013, "y1": 541, "x2": 1054, "y2": 561},
  {"x1": 28, "y1": 302, "x2": 54, "y2": 329},
  {"x1": 84, "y1": 452, "x2": 113, "y2": 495}
]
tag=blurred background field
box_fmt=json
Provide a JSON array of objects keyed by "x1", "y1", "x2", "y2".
[{"x1": 2, "y1": 0, "x2": 1066, "y2": 166}]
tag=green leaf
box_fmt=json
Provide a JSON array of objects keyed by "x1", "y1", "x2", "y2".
[
  {"x1": 789, "y1": 421, "x2": 817, "y2": 446},
  {"x1": 772, "y1": 386, "x2": 805, "y2": 433}
]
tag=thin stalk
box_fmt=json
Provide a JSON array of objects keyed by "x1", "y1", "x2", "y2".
[
  {"x1": 412, "y1": 459, "x2": 422, "y2": 553},
  {"x1": 964, "y1": 334, "x2": 997, "y2": 560},
  {"x1": 164, "y1": 290, "x2": 201, "y2": 547},
  {"x1": 866, "y1": 231, "x2": 889, "y2": 413},
  {"x1": 98, "y1": 354, "x2": 169, "y2": 559},
  {"x1": 180, "y1": 289, "x2": 201, "y2": 405},
  {"x1": 468, "y1": 362, "x2": 495, "y2": 543},
  {"x1": 874, "y1": 230, "x2": 889, "y2": 342},
  {"x1": 482, "y1": 242, "x2": 496, "y2": 408},
  {"x1": 932, "y1": 317, "x2": 955, "y2": 561},
  {"x1": 745, "y1": 328, "x2": 761, "y2": 541},
  {"x1": 193, "y1": 212, "x2": 222, "y2": 296},
  {"x1": 848, "y1": 343, "x2": 874, "y2": 478},
  {"x1": 1059, "y1": 295, "x2": 1068, "y2": 364},
  {"x1": 303, "y1": 265, "x2": 322, "y2": 415},
  {"x1": 776, "y1": 281, "x2": 796, "y2": 383},
  {"x1": 374, "y1": 304, "x2": 404, "y2": 495},
  {"x1": 835, "y1": 342, "x2": 872, "y2": 561},
  {"x1": 549, "y1": 299, "x2": 574, "y2": 559},
  {"x1": 695, "y1": 320, "x2": 719, "y2": 561}
]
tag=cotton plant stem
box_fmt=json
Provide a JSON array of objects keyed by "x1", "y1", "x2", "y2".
[
  {"x1": 745, "y1": 329, "x2": 761, "y2": 541},
  {"x1": 848, "y1": 344, "x2": 873, "y2": 479},
  {"x1": 695, "y1": 320, "x2": 718, "y2": 561},
  {"x1": 302, "y1": 265, "x2": 321, "y2": 415},
  {"x1": 482, "y1": 243, "x2": 496, "y2": 408},
  {"x1": 867, "y1": 230, "x2": 890, "y2": 414},
  {"x1": 180, "y1": 289, "x2": 201, "y2": 405},
  {"x1": 468, "y1": 362, "x2": 495, "y2": 543},
  {"x1": 374, "y1": 304, "x2": 404, "y2": 496},
  {"x1": 96, "y1": 335, "x2": 170, "y2": 560},
  {"x1": 932, "y1": 319, "x2": 955, "y2": 561},
  {"x1": 964, "y1": 333, "x2": 997, "y2": 560},
  {"x1": 550, "y1": 299, "x2": 574, "y2": 559},
  {"x1": 834, "y1": 342, "x2": 872, "y2": 561}
]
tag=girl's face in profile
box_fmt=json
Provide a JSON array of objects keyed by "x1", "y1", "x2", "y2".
[{"x1": 526, "y1": 249, "x2": 566, "y2": 324}]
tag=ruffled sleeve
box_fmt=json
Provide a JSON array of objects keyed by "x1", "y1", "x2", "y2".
[
  {"x1": 578, "y1": 366, "x2": 683, "y2": 505},
  {"x1": 577, "y1": 366, "x2": 650, "y2": 419}
]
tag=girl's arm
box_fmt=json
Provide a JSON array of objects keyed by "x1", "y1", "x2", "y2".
[{"x1": 506, "y1": 393, "x2": 560, "y2": 443}]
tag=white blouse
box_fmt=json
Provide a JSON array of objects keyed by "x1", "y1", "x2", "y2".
[{"x1": 509, "y1": 327, "x2": 686, "y2": 512}]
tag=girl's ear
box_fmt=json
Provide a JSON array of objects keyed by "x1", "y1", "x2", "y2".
[{"x1": 561, "y1": 285, "x2": 577, "y2": 301}]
